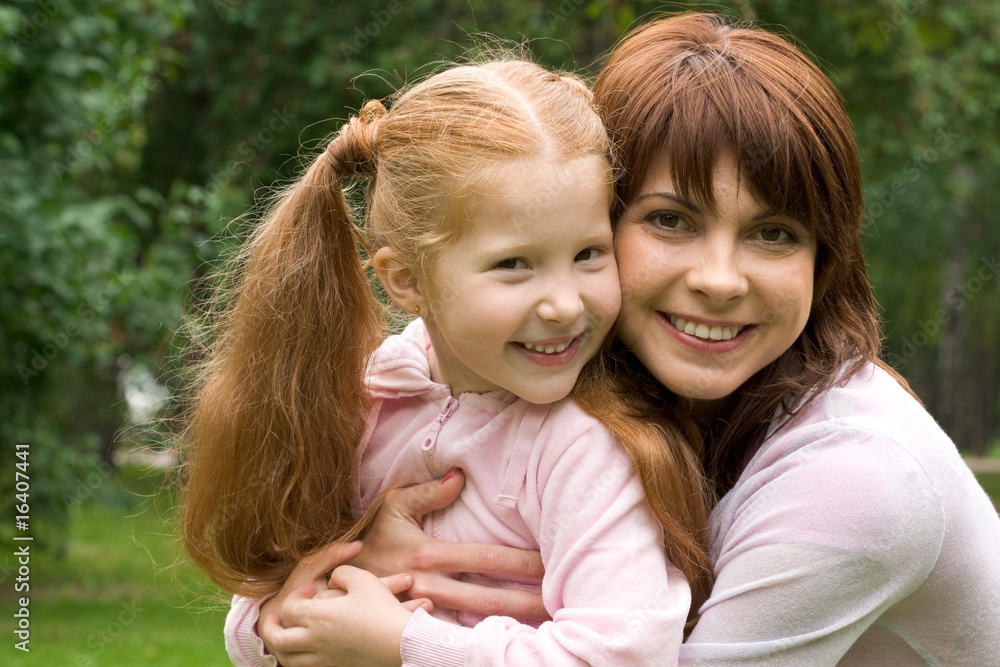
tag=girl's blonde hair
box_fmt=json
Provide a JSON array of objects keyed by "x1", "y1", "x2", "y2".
[{"x1": 180, "y1": 59, "x2": 712, "y2": 617}]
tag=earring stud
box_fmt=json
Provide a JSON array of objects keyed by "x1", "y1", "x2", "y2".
[{"x1": 414, "y1": 305, "x2": 421, "y2": 314}]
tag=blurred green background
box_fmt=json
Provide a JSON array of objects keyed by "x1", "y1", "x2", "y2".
[{"x1": 1, "y1": 0, "x2": 998, "y2": 664}]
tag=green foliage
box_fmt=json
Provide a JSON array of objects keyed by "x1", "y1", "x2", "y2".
[
  {"x1": 1, "y1": 0, "x2": 197, "y2": 551},
  {"x1": 4, "y1": 0, "x2": 999, "y2": 562},
  {"x1": 1, "y1": 466, "x2": 229, "y2": 666}
]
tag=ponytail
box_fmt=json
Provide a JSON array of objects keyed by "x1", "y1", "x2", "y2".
[
  {"x1": 180, "y1": 102, "x2": 386, "y2": 597},
  {"x1": 574, "y1": 341, "x2": 714, "y2": 626}
]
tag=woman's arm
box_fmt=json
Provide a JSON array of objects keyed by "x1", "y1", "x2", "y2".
[
  {"x1": 351, "y1": 470, "x2": 548, "y2": 620},
  {"x1": 227, "y1": 473, "x2": 547, "y2": 666},
  {"x1": 394, "y1": 425, "x2": 689, "y2": 666},
  {"x1": 680, "y1": 430, "x2": 944, "y2": 665},
  {"x1": 262, "y1": 428, "x2": 691, "y2": 666}
]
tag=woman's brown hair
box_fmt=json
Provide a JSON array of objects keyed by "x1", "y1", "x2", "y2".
[
  {"x1": 179, "y1": 58, "x2": 713, "y2": 615},
  {"x1": 592, "y1": 12, "x2": 890, "y2": 494}
]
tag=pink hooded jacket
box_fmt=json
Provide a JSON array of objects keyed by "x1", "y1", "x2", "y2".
[{"x1": 225, "y1": 319, "x2": 689, "y2": 666}]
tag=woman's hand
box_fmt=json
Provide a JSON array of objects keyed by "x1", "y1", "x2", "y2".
[
  {"x1": 262, "y1": 566, "x2": 426, "y2": 667},
  {"x1": 355, "y1": 469, "x2": 549, "y2": 621}
]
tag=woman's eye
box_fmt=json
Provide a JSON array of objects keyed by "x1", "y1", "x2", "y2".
[
  {"x1": 647, "y1": 212, "x2": 686, "y2": 229},
  {"x1": 574, "y1": 247, "x2": 601, "y2": 262},
  {"x1": 494, "y1": 257, "x2": 529, "y2": 270},
  {"x1": 756, "y1": 226, "x2": 792, "y2": 242}
]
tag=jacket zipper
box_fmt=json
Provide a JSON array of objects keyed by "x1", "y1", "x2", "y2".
[{"x1": 422, "y1": 396, "x2": 459, "y2": 455}]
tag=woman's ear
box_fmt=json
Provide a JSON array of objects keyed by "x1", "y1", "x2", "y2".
[{"x1": 372, "y1": 247, "x2": 425, "y2": 316}]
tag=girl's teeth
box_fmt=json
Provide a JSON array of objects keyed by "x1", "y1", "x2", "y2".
[
  {"x1": 522, "y1": 341, "x2": 570, "y2": 354},
  {"x1": 669, "y1": 316, "x2": 742, "y2": 341}
]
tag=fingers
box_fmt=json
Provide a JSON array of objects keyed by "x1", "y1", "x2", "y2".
[
  {"x1": 413, "y1": 541, "x2": 544, "y2": 579},
  {"x1": 386, "y1": 469, "x2": 465, "y2": 522},
  {"x1": 299, "y1": 540, "x2": 363, "y2": 578},
  {"x1": 261, "y1": 615, "x2": 323, "y2": 667},
  {"x1": 380, "y1": 572, "x2": 415, "y2": 596},
  {"x1": 287, "y1": 580, "x2": 322, "y2": 602},
  {"x1": 402, "y1": 598, "x2": 434, "y2": 613},
  {"x1": 313, "y1": 588, "x2": 346, "y2": 600},
  {"x1": 411, "y1": 576, "x2": 549, "y2": 621},
  {"x1": 327, "y1": 564, "x2": 380, "y2": 593}
]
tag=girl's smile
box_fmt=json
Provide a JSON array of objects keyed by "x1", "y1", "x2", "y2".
[
  {"x1": 419, "y1": 157, "x2": 621, "y2": 404},
  {"x1": 512, "y1": 331, "x2": 586, "y2": 366}
]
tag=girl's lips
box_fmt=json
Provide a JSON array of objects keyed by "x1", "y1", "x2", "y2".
[{"x1": 513, "y1": 333, "x2": 585, "y2": 367}]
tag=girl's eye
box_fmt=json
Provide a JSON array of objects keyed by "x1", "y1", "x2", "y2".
[
  {"x1": 756, "y1": 226, "x2": 793, "y2": 243},
  {"x1": 494, "y1": 257, "x2": 529, "y2": 270},
  {"x1": 574, "y1": 247, "x2": 601, "y2": 262},
  {"x1": 647, "y1": 211, "x2": 687, "y2": 229}
]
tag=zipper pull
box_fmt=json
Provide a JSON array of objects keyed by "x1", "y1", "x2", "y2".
[{"x1": 422, "y1": 396, "x2": 459, "y2": 451}]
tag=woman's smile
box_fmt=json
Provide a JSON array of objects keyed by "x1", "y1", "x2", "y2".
[{"x1": 615, "y1": 153, "x2": 817, "y2": 405}]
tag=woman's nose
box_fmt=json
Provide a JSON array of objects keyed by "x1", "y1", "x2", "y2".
[{"x1": 685, "y1": 241, "x2": 749, "y2": 303}]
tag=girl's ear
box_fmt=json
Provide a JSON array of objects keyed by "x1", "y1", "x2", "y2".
[{"x1": 372, "y1": 247, "x2": 425, "y2": 316}]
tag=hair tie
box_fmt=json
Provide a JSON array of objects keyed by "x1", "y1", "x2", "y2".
[{"x1": 326, "y1": 99, "x2": 386, "y2": 176}]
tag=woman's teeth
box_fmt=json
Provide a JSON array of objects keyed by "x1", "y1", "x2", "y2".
[
  {"x1": 521, "y1": 341, "x2": 571, "y2": 354},
  {"x1": 669, "y1": 316, "x2": 743, "y2": 341}
]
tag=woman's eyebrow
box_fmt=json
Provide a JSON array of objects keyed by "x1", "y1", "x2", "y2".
[{"x1": 633, "y1": 191, "x2": 702, "y2": 214}]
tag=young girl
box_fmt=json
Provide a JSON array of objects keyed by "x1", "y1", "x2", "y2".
[{"x1": 180, "y1": 60, "x2": 713, "y2": 666}]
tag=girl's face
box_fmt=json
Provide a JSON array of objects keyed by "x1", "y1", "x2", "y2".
[
  {"x1": 615, "y1": 154, "x2": 817, "y2": 412},
  {"x1": 421, "y1": 157, "x2": 620, "y2": 404}
]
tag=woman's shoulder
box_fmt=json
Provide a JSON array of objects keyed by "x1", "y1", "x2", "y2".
[
  {"x1": 774, "y1": 362, "x2": 953, "y2": 460},
  {"x1": 731, "y1": 362, "x2": 963, "y2": 550}
]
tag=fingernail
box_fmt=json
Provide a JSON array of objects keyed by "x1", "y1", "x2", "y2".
[
  {"x1": 441, "y1": 468, "x2": 462, "y2": 483},
  {"x1": 420, "y1": 601, "x2": 433, "y2": 612}
]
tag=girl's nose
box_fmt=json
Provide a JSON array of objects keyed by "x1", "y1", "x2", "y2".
[{"x1": 537, "y1": 280, "x2": 585, "y2": 324}]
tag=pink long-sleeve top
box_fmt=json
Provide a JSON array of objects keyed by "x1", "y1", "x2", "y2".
[
  {"x1": 680, "y1": 363, "x2": 1000, "y2": 665},
  {"x1": 225, "y1": 318, "x2": 689, "y2": 666}
]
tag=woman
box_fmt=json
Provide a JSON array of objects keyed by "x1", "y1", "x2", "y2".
[{"x1": 249, "y1": 12, "x2": 1000, "y2": 666}]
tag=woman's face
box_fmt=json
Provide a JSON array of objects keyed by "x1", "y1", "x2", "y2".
[{"x1": 615, "y1": 154, "x2": 817, "y2": 411}]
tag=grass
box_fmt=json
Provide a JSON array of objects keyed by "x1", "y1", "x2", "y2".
[
  {"x1": 2, "y1": 462, "x2": 997, "y2": 667},
  {"x1": 1, "y1": 465, "x2": 230, "y2": 666}
]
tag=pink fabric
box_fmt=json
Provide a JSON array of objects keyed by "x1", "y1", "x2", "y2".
[
  {"x1": 225, "y1": 319, "x2": 689, "y2": 666},
  {"x1": 681, "y1": 363, "x2": 1000, "y2": 665},
  {"x1": 224, "y1": 595, "x2": 276, "y2": 667}
]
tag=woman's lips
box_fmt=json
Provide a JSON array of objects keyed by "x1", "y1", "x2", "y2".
[
  {"x1": 660, "y1": 313, "x2": 752, "y2": 352},
  {"x1": 668, "y1": 314, "x2": 746, "y2": 341}
]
